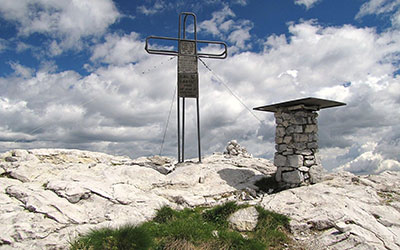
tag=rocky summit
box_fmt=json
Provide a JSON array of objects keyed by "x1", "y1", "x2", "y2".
[{"x1": 0, "y1": 148, "x2": 399, "y2": 249}]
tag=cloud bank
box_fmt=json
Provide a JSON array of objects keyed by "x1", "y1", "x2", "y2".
[
  {"x1": 294, "y1": 0, "x2": 321, "y2": 9},
  {"x1": 0, "y1": 0, "x2": 120, "y2": 54},
  {"x1": 0, "y1": 1, "x2": 399, "y2": 175}
]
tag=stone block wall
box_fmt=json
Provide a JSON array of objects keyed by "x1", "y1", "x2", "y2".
[{"x1": 273, "y1": 108, "x2": 321, "y2": 187}]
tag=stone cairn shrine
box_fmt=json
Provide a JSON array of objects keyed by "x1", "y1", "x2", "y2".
[{"x1": 254, "y1": 97, "x2": 345, "y2": 188}]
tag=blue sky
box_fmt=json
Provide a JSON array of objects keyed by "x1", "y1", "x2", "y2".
[{"x1": 0, "y1": 0, "x2": 399, "y2": 174}]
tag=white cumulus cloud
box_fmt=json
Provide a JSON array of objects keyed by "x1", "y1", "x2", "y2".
[
  {"x1": 356, "y1": 0, "x2": 400, "y2": 28},
  {"x1": 0, "y1": 14, "x2": 399, "y2": 174},
  {"x1": 198, "y1": 5, "x2": 254, "y2": 50},
  {"x1": 294, "y1": 0, "x2": 322, "y2": 9},
  {"x1": 0, "y1": 0, "x2": 120, "y2": 54},
  {"x1": 90, "y1": 32, "x2": 147, "y2": 66},
  {"x1": 137, "y1": 0, "x2": 171, "y2": 16}
]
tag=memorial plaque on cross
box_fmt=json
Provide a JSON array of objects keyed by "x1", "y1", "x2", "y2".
[{"x1": 145, "y1": 12, "x2": 227, "y2": 163}]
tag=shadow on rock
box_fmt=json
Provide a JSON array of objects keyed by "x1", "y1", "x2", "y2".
[{"x1": 217, "y1": 168, "x2": 260, "y2": 190}]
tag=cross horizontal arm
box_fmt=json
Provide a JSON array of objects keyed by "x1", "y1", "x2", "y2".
[
  {"x1": 197, "y1": 40, "x2": 227, "y2": 59},
  {"x1": 145, "y1": 36, "x2": 228, "y2": 59},
  {"x1": 145, "y1": 36, "x2": 179, "y2": 56}
]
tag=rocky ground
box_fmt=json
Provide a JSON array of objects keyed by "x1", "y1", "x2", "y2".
[{"x1": 0, "y1": 147, "x2": 399, "y2": 249}]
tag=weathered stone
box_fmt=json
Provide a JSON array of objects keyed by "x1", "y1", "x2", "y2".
[
  {"x1": 275, "y1": 136, "x2": 283, "y2": 144},
  {"x1": 281, "y1": 120, "x2": 289, "y2": 127},
  {"x1": 282, "y1": 170, "x2": 304, "y2": 184},
  {"x1": 295, "y1": 125, "x2": 303, "y2": 133},
  {"x1": 283, "y1": 136, "x2": 292, "y2": 144},
  {"x1": 307, "y1": 142, "x2": 318, "y2": 149},
  {"x1": 305, "y1": 124, "x2": 318, "y2": 133},
  {"x1": 275, "y1": 167, "x2": 282, "y2": 182},
  {"x1": 299, "y1": 166, "x2": 310, "y2": 172},
  {"x1": 293, "y1": 133, "x2": 309, "y2": 142},
  {"x1": 276, "y1": 144, "x2": 287, "y2": 152},
  {"x1": 46, "y1": 180, "x2": 91, "y2": 203},
  {"x1": 287, "y1": 155, "x2": 303, "y2": 168},
  {"x1": 148, "y1": 155, "x2": 172, "y2": 166},
  {"x1": 282, "y1": 149, "x2": 294, "y2": 155},
  {"x1": 308, "y1": 134, "x2": 318, "y2": 142},
  {"x1": 285, "y1": 126, "x2": 293, "y2": 134},
  {"x1": 274, "y1": 154, "x2": 287, "y2": 167},
  {"x1": 286, "y1": 125, "x2": 303, "y2": 134},
  {"x1": 230, "y1": 140, "x2": 238, "y2": 146},
  {"x1": 5, "y1": 156, "x2": 18, "y2": 162},
  {"x1": 309, "y1": 165, "x2": 326, "y2": 184},
  {"x1": 225, "y1": 140, "x2": 252, "y2": 158},
  {"x1": 304, "y1": 160, "x2": 315, "y2": 167},
  {"x1": 296, "y1": 149, "x2": 313, "y2": 156},
  {"x1": 276, "y1": 126, "x2": 285, "y2": 137},
  {"x1": 131, "y1": 155, "x2": 176, "y2": 174},
  {"x1": 280, "y1": 166, "x2": 296, "y2": 171},
  {"x1": 292, "y1": 116, "x2": 307, "y2": 125},
  {"x1": 281, "y1": 112, "x2": 291, "y2": 121},
  {"x1": 262, "y1": 170, "x2": 400, "y2": 250},
  {"x1": 292, "y1": 142, "x2": 307, "y2": 150},
  {"x1": 228, "y1": 206, "x2": 259, "y2": 232},
  {"x1": 293, "y1": 111, "x2": 305, "y2": 117}
]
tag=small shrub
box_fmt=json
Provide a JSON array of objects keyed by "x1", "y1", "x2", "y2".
[
  {"x1": 218, "y1": 230, "x2": 265, "y2": 250},
  {"x1": 70, "y1": 225, "x2": 153, "y2": 250},
  {"x1": 253, "y1": 206, "x2": 291, "y2": 248},
  {"x1": 202, "y1": 201, "x2": 238, "y2": 226},
  {"x1": 114, "y1": 225, "x2": 153, "y2": 250},
  {"x1": 70, "y1": 227, "x2": 114, "y2": 250},
  {"x1": 153, "y1": 206, "x2": 176, "y2": 223}
]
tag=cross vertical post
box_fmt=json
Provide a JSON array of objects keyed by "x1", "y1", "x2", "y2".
[{"x1": 145, "y1": 12, "x2": 227, "y2": 163}]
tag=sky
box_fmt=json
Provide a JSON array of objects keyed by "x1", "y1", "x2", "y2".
[{"x1": 0, "y1": 0, "x2": 399, "y2": 174}]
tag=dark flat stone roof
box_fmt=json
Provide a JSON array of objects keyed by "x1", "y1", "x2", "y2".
[{"x1": 253, "y1": 97, "x2": 346, "y2": 112}]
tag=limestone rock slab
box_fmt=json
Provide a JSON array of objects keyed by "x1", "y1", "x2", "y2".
[
  {"x1": 1, "y1": 148, "x2": 399, "y2": 250},
  {"x1": 228, "y1": 206, "x2": 259, "y2": 231},
  {"x1": 261, "y1": 171, "x2": 400, "y2": 250}
]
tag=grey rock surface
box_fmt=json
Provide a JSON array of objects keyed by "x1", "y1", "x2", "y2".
[
  {"x1": 0, "y1": 149, "x2": 273, "y2": 249},
  {"x1": 0, "y1": 148, "x2": 399, "y2": 249},
  {"x1": 224, "y1": 140, "x2": 252, "y2": 158},
  {"x1": 228, "y1": 206, "x2": 259, "y2": 231},
  {"x1": 261, "y1": 171, "x2": 400, "y2": 249}
]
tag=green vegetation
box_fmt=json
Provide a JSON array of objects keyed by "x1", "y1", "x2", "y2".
[
  {"x1": 70, "y1": 202, "x2": 292, "y2": 250},
  {"x1": 70, "y1": 225, "x2": 153, "y2": 250},
  {"x1": 377, "y1": 190, "x2": 400, "y2": 205}
]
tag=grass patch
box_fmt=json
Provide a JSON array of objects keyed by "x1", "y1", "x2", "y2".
[
  {"x1": 202, "y1": 201, "x2": 241, "y2": 226},
  {"x1": 253, "y1": 206, "x2": 291, "y2": 249},
  {"x1": 70, "y1": 225, "x2": 153, "y2": 250},
  {"x1": 70, "y1": 202, "x2": 292, "y2": 250}
]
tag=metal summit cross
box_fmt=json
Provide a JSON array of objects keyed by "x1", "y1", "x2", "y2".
[{"x1": 145, "y1": 12, "x2": 227, "y2": 163}]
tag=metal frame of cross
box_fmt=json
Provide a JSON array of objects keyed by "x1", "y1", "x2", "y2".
[{"x1": 145, "y1": 12, "x2": 227, "y2": 163}]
